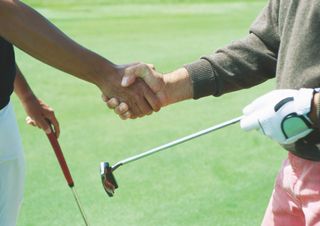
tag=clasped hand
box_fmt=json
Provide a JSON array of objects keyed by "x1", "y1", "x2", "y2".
[{"x1": 101, "y1": 63, "x2": 169, "y2": 119}]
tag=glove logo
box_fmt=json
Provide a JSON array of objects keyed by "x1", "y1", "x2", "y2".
[
  {"x1": 274, "y1": 97, "x2": 294, "y2": 112},
  {"x1": 281, "y1": 113, "x2": 312, "y2": 139}
]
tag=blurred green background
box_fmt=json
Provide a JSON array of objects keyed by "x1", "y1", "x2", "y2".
[{"x1": 14, "y1": 0, "x2": 285, "y2": 225}]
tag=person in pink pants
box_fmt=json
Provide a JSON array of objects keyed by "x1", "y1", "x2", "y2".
[
  {"x1": 262, "y1": 152, "x2": 320, "y2": 226},
  {"x1": 105, "y1": 1, "x2": 320, "y2": 225}
]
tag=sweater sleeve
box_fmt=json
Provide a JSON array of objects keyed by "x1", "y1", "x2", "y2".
[{"x1": 185, "y1": 0, "x2": 280, "y2": 99}]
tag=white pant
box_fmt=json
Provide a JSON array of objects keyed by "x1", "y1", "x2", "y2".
[{"x1": 0, "y1": 102, "x2": 25, "y2": 226}]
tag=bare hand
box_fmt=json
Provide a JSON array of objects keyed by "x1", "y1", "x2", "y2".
[
  {"x1": 21, "y1": 96, "x2": 60, "y2": 137},
  {"x1": 102, "y1": 64, "x2": 193, "y2": 120},
  {"x1": 97, "y1": 63, "x2": 163, "y2": 118},
  {"x1": 102, "y1": 63, "x2": 168, "y2": 119}
]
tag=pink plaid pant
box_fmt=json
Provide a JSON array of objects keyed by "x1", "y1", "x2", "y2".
[{"x1": 262, "y1": 152, "x2": 320, "y2": 226}]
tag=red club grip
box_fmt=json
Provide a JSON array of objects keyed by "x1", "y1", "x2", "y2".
[{"x1": 46, "y1": 131, "x2": 74, "y2": 187}]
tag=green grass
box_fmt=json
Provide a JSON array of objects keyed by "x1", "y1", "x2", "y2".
[
  {"x1": 25, "y1": 0, "x2": 266, "y2": 8},
  {"x1": 14, "y1": 1, "x2": 287, "y2": 225}
]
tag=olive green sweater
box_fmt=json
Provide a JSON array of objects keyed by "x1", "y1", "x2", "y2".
[{"x1": 185, "y1": 0, "x2": 320, "y2": 160}]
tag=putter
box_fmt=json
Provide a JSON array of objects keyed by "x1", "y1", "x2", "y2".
[
  {"x1": 46, "y1": 124, "x2": 90, "y2": 226},
  {"x1": 100, "y1": 116, "x2": 243, "y2": 197}
]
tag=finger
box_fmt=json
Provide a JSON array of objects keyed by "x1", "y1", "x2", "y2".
[
  {"x1": 123, "y1": 111, "x2": 132, "y2": 118},
  {"x1": 114, "y1": 103, "x2": 129, "y2": 115},
  {"x1": 143, "y1": 84, "x2": 161, "y2": 112},
  {"x1": 120, "y1": 111, "x2": 132, "y2": 120},
  {"x1": 101, "y1": 94, "x2": 110, "y2": 103},
  {"x1": 26, "y1": 116, "x2": 36, "y2": 127},
  {"x1": 121, "y1": 74, "x2": 137, "y2": 87},
  {"x1": 132, "y1": 64, "x2": 164, "y2": 92},
  {"x1": 122, "y1": 65, "x2": 140, "y2": 87},
  {"x1": 36, "y1": 117, "x2": 51, "y2": 134},
  {"x1": 147, "y1": 64, "x2": 156, "y2": 70},
  {"x1": 122, "y1": 63, "x2": 155, "y2": 87},
  {"x1": 106, "y1": 98, "x2": 120, "y2": 109},
  {"x1": 143, "y1": 70, "x2": 164, "y2": 92},
  {"x1": 130, "y1": 115, "x2": 137, "y2": 119},
  {"x1": 135, "y1": 97, "x2": 153, "y2": 117},
  {"x1": 119, "y1": 114, "x2": 128, "y2": 120},
  {"x1": 46, "y1": 114, "x2": 60, "y2": 138}
]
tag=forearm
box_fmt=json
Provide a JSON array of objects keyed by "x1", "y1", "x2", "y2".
[
  {"x1": 14, "y1": 64, "x2": 61, "y2": 135},
  {"x1": 14, "y1": 64, "x2": 36, "y2": 102},
  {"x1": 0, "y1": 0, "x2": 114, "y2": 86}
]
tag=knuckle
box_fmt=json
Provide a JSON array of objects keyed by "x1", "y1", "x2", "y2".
[
  {"x1": 114, "y1": 108, "x2": 121, "y2": 115},
  {"x1": 153, "y1": 103, "x2": 161, "y2": 112},
  {"x1": 107, "y1": 100, "x2": 118, "y2": 108},
  {"x1": 119, "y1": 103, "x2": 129, "y2": 112}
]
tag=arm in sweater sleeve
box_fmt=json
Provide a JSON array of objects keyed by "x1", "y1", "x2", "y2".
[{"x1": 185, "y1": 0, "x2": 280, "y2": 99}]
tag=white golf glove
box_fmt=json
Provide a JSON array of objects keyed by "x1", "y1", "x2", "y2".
[{"x1": 240, "y1": 88, "x2": 315, "y2": 144}]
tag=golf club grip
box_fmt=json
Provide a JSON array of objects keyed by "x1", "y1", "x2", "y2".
[{"x1": 46, "y1": 131, "x2": 74, "y2": 187}]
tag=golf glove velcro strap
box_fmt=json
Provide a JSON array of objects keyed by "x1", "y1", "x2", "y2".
[{"x1": 240, "y1": 88, "x2": 314, "y2": 144}]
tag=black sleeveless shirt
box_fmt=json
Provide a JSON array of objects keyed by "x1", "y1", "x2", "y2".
[{"x1": 0, "y1": 37, "x2": 16, "y2": 110}]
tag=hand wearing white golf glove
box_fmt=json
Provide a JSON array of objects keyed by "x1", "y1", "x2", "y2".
[{"x1": 240, "y1": 88, "x2": 315, "y2": 144}]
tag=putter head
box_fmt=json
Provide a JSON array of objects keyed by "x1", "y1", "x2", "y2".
[{"x1": 100, "y1": 162, "x2": 118, "y2": 197}]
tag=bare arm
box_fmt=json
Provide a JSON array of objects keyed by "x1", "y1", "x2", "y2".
[
  {"x1": 121, "y1": 65, "x2": 193, "y2": 106},
  {"x1": 14, "y1": 64, "x2": 60, "y2": 137},
  {"x1": 103, "y1": 64, "x2": 193, "y2": 119},
  {"x1": 162, "y1": 68, "x2": 193, "y2": 105},
  {"x1": 0, "y1": 0, "x2": 107, "y2": 84},
  {"x1": 0, "y1": 0, "x2": 160, "y2": 116}
]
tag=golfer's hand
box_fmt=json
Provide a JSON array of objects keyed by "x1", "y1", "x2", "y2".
[
  {"x1": 20, "y1": 96, "x2": 60, "y2": 137},
  {"x1": 97, "y1": 63, "x2": 162, "y2": 119},
  {"x1": 240, "y1": 88, "x2": 316, "y2": 144},
  {"x1": 102, "y1": 63, "x2": 168, "y2": 120},
  {"x1": 103, "y1": 64, "x2": 193, "y2": 120}
]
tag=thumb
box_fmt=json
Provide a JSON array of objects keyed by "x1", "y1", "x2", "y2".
[
  {"x1": 240, "y1": 113, "x2": 260, "y2": 131},
  {"x1": 134, "y1": 63, "x2": 163, "y2": 92},
  {"x1": 38, "y1": 118, "x2": 52, "y2": 134},
  {"x1": 122, "y1": 63, "x2": 163, "y2": 92},
  {"x1": 121, "y1": 64, "x2": 143, "y2": 87},
  {"x1": 142, "y1": 70, "x2": 163, "y2": 92},
  {"x1": 121, "y1": 63, "x2": 156, "y2": 87},
  {"x1": 121, "y1": 73, "x2": 137, "y2": 87}
]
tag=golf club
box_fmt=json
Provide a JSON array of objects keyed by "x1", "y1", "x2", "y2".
[
  {"x1": 100, "y1": 116, "x2": 243, "y2": 197},
  {"x1": 46, "y1": 123, "x2": 90, "y2": 226}
]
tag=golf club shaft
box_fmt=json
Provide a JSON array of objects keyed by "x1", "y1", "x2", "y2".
[
  {"x1": 113, "y1": 116, "x2": 243, "y2": 169},
  {"x1": 71, "y1": 187, "x2": 90, "y2": 226}
]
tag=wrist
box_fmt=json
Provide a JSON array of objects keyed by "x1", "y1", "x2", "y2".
[
  {"x1": 18, "y1": 91, "x2": 37, "y2": 104},
  {"x1": 89, "y1": 59, "x2": 119, "y2": 91},
  {"x1": 162, "y1": 68, "x2": 193, "y2": 105}
]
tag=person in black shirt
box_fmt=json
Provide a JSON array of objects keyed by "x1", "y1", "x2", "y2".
[
  {"x1": 0, "y1": 37, "x2": 60, "y2": 225},
  {"x1": 0, "y1": 37, "x2": 59, "y2": 133},
  {"x1": 0, "y1": 37, "x2": 15, "y2": 110},
  {"x1": 0, "y1": 1, "x2": 161, "y2": 225}
]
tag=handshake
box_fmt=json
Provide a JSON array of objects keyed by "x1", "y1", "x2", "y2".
[
  {"x1": 100, "y1": 63, "x2": 193, "y2": 120},
  {"x1": 88, "y1": 57, "x2": 320, "y2": 147},
  {"x1": 100, "y1": 62, "x2": 320, "y2": 146}
]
